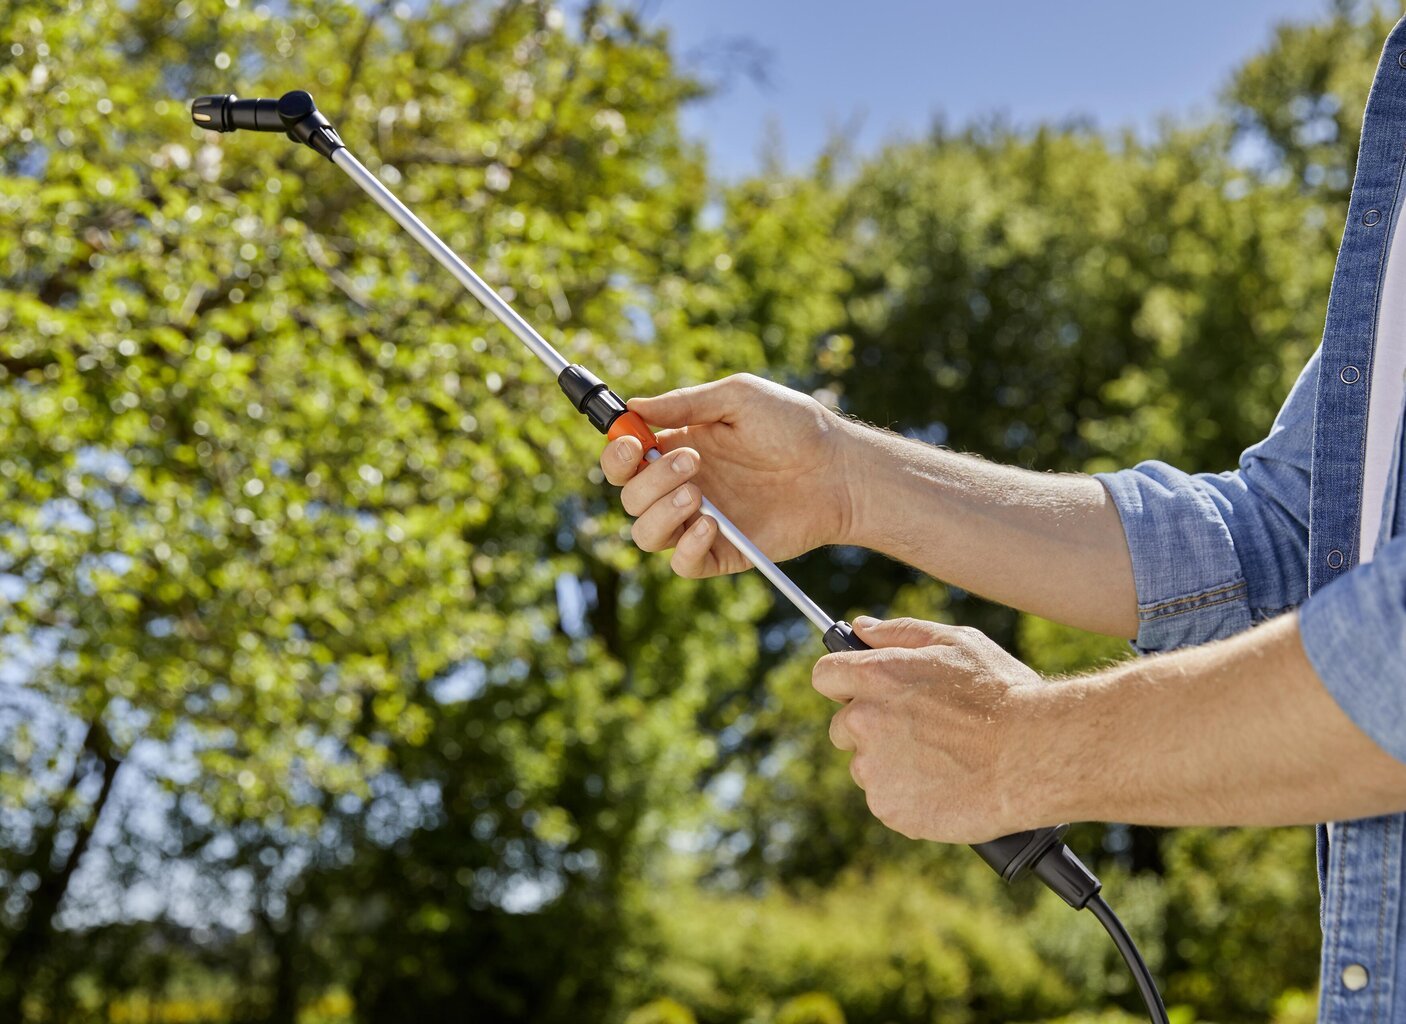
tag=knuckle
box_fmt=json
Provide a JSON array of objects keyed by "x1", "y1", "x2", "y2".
[
  {"x1": 622, "y1": 471, "x2": 666, "y2": 516},
  {"x1": 843, "y1": 701, "x2": 870, "y2": 737},
  {"x1": 629, "y1": 520, "x2": 655, "y2": 551},
  {"x1": 906, "y1": 618, "x2": 941, "y2": 641},
  {"x1": 955, "y1": 625, "x2": 983, "y2": 643},
  {"x1": 620, "y1": 486, "x2": 644, "y2": 518},
  {"x1": 730, "y1": 372, "x2": 771, "y2": 401},
  {"x1": 669, "y1": 549, "x2": 700, "y2": 578},
  {"x1": 848, "y1": 753, "x2": 868, "y2": 789}
]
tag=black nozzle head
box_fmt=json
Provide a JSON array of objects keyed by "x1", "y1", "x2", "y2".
[
  {"x1": 191, "y1": 94, "x2": 282, "y2": 133},
  {"x1": 189, "y1": 90, "x2": 345, "y2": 161},
  {"x1": 191, "y1": 94, "x2": 237, "y2": 132}
]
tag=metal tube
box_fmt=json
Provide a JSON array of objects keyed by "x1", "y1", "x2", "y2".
[
  {"x1": 331, "y1": 148, "x2": 571, "y2": 377},
  {"x1": 644, "y1": 450, "x2": 836, "y2": 633},
  {"x1": 333, "y1": 146, "x2": 836, "y2": 635}
]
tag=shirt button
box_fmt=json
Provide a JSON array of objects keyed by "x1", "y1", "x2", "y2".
[
  {"x1": 1364, "y1": 209, "x2": 1383, "y2": 226},
  {"x1": 1342, "y1": 963, "x2": 1370, "y2": 991},
  {"x1": 1341, "y1": 365, "x2": 1361, "y2": 384},
  {"x1": 1327, "y1": 549, "x2": 1345, "y2": 570}
]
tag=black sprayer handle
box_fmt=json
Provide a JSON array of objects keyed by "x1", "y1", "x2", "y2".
[{"x1": 822, "y1": 619, "x2": 1082, "y2": 891}]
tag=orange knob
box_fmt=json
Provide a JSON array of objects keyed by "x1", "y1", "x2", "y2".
[{"x1": 607, "y1": 410, "x2": 660, "y2": 463}]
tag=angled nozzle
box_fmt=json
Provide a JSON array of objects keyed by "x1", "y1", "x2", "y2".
[{"x1": 190, "y1": 90, "x2": 345, "y2": 161}]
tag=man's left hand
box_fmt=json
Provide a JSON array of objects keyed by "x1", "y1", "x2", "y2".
[{"x1": 812, "y1": 615, "x2": 1044, "y2": 845}]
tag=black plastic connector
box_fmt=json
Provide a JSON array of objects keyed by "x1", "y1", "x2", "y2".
[
  {"x1": 822, "y1": 619, "x2": 861, "y2": 653},
  {"x1": 1031, "y1": 841, "x2": 1103, "y2": 909},
  {"x1": 972, "y1": 825, "x2": 1070, "y2": 884},
  {"x1": 821, "y1": 618, "x2": 860, "y2": 652},
  {"x1": 558, "y1": 364, "x2": 629, "y2": 435},
  {"x1": 276, "y1": 90, "x2": 345, "y2": 161}
]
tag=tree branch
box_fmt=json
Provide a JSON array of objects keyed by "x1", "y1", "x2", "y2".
[{"x1": 339, "y1": 0, "x2": 397, "y2": 114}]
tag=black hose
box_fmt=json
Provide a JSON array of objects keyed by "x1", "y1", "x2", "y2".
[{"x1": 1087, "y1": 894, "x2": 1169, "y2": 1024}]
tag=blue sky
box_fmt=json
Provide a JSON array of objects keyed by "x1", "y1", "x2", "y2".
[{"x1": 649, "y1": 0, "x2": 1334, "y2": 178}]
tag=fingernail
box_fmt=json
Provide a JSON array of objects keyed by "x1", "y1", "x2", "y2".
[
  {"x1": 673, "y1": 452, "x2": 694, "y2": 474},
  {"x1": 853, "y1": 616, "x2": 879, "y2": 629},
  {"x1": 615, "y1": 439, "x2": 633, "y2": 463},
  {"x1": 695, "y1": 517, "x2": 711, "y2": 535},
  {"x1": 672, "y1": 487, "x2": 692, "y2": 508}
]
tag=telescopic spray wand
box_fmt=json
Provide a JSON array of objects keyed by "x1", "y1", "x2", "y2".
[{"x1": 190, "y1": 90, "x2": 1169, "y2": 1024}]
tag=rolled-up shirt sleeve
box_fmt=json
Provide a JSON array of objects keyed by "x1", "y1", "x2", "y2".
[
  {"x1": 1300, "y1": 530, "x2": 1406, "y2": 763},
  {"x1": 1094, "y1": 352, "x2": 1319, "y2": 653}
]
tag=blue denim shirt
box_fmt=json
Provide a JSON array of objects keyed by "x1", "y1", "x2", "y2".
[{"x1": 1096, "y1": 18, "x2": 1406, "y2": 1022}]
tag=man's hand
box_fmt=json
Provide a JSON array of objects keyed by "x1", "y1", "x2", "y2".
[
  {"x1": 599, "y1": 374, "x2": 861, "y2": 577},
  {"x1": 814, "y1": 611, "x2": 1406, "y2": 837},
  {"x1": 812, "y1": 615, "x2": 1042, "y2": 845}
]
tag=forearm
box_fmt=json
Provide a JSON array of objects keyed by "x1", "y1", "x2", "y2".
[
  {"x1": 840, "y1": 423, "x2": 1138, "y2": 638},
  {"x1": 1022, "y1": 612, "x2": 1406, "y2": 828}
]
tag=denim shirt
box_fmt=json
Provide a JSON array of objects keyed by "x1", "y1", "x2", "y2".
[{"x1": 1095, "y1": 17, "x2": 1406, "y2": 1022}]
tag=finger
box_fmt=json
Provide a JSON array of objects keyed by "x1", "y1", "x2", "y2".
[
  {"x1": 828, "y1": 705, "x2": 857, "y2": 752},
  {"x1": 600, "y1": 435, "x2": 644, "y2": 487},
  {"x1": 812, "y1": 653, "x2": 862, "y2": 703},
  {"x1": 630, "y1": 482, "x2": 700, "y2": 552},
  {"x1": 649, "y1": 426, "x2": 701, "y2": 457},
  {"x1": 852, "y1": 615, "x2": 967, "y2": 651},
  {"x1": 619, "y1": 448, "x2": 700, "y2": 517},
  {"x1": 626, "y1": 374, "x2": 755, "y2": 429},
  {"x1": 669, "y1": 514, "x2": 741, "y2": 579}
]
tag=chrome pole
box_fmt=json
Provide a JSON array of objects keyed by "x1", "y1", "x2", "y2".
[
  {"x1": 642, "y1": 450, "x2": 836, "y2": 633},
  {"x1": 333, "y1": 149, "x2": 836, "y2": 634},
  {"x1": 332, "y1": 148, "x2": 570, "y2": 377}
]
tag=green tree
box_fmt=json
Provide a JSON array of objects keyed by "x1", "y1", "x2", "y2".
[
  {"x1": 0, "y1": 1, "x2": 757, "y2": 1019},
  {"x1": 1226, "y1": 0, "x2": 1391, "y2": 207}
]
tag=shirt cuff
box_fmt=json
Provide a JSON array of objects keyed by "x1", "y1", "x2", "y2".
[
  {"x1": 1097, "y1": 463, "x2": 1254, "y2": 654},
  {"x1": 1299, "y1": 537, "x2": 1406, "y2": 765}
]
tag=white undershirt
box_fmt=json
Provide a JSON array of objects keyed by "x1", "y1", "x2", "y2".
[{"x1": 1360, "y1": 207, "x2": 1406, "y2": 563}]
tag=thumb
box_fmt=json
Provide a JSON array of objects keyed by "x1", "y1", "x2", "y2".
[
  {"x1": 627, "y1": 378, "x2": 741, "y2": 429},
  {"x1": 852, "y1": 616, "x2": 959, "y2": 650}
]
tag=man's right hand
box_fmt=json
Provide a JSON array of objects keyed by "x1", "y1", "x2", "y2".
[{"x1": 599, "y1": 373, "x2": 860, "y2": 578}]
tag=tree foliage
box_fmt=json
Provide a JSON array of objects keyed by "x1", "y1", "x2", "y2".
[{"x1": 1, "y1": 0, "x2": 760, "y2": 1018}]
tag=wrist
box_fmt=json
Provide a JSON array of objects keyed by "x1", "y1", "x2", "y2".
[
  {"x1": 828, "y1": 414, "x2": 886, "y2": 548},
  {"x1": 1000, "y1": 674, "x2": 1103, "y2": 829}
]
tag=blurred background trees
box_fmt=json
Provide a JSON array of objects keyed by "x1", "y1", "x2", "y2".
[{"x1": 0, "y1": 0, "x2": 1379, "y2": 1021}]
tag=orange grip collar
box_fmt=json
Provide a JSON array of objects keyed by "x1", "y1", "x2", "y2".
[{"x1": 607, "y1": 410, "x2": 659, "y2": 461}]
